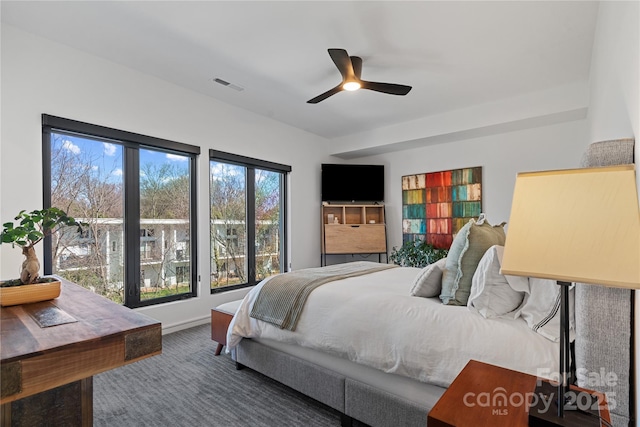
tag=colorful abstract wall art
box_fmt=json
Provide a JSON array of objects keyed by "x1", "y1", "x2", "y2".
[{"x1": 402, "y1": 167, "x2": 482, "y2": 249}]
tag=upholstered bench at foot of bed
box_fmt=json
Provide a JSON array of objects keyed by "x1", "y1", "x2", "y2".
[{"x1": 211, "y1": 300, "x2": 242, "y2": 356}]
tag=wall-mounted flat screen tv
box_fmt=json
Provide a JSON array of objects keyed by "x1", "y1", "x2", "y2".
[{"x1": 321, "y1": 164, "x2": 384, "y2": 202}]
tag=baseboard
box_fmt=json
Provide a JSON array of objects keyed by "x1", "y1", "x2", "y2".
[{"x1": 162, "y1": 316, "x2": 210, "y2": 335}]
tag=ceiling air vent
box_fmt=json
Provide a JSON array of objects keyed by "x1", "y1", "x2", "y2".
[{"x1": 212, "y1": 78, "x2": 244, "y2": 92}]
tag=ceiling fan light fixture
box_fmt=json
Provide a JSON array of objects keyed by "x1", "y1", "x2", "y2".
[
  {"x1": 306, "y1": 49, "x2": 412, "y2": 104},
  {"x1": 343, "y1": 81, "x2": 361, "y2": 91}
]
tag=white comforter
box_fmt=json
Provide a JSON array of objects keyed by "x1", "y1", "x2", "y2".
[{"x1": 227, "y1": 266, "x2": 559, "y2": 388}]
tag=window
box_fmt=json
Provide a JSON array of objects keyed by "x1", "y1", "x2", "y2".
[
  {"x1": 210, "y1": 150, "x2": 290, "y2": 292},
  {"x1": 43, "y1": 115, "x2": 199, "y2": 308}
]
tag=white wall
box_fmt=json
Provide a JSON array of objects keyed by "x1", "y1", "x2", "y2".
[
  {"x1": 588, "y1": 2, "x2": 639, "y2": 144},
  {"x1": 0, "y1": 25, "x2": 332, "y2": 332},
  {"x1": 356, "y1": 119, "x2": 588, "y2": 252},
  {"x1": 585, "y1": 1, "x2": 639, "y2": 421}
]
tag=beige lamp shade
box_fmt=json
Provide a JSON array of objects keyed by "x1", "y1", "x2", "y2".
[{"x1": 501, "y1": 164, "x2": 640, "y2": 288}]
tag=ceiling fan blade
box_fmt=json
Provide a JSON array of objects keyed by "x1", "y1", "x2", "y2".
[
  {"x1": 350, "y1": 56, "x2": 362, "y2": 80},
  {"x1": 328, "y1": 49, "x2": 357, "y2": 81},
  {"x1": 307, "y1": 84, "x2": 343, "y2": 104},
  {"x1": 361, "y1": 81, "x2": 412, "y2": 96}
]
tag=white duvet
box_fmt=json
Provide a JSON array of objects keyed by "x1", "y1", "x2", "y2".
[{"x1": 227, "y1": 266, "x2": 559, "y2": 388}]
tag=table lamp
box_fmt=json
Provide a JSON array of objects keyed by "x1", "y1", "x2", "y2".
[{"x1": 501, "y1": 164, "x2": 640, "y2": 426}]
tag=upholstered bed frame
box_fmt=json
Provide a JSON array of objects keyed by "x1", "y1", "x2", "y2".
[
  {"x1": 234, "y1": 338, "x2": 442, "y2": 426},
  {"x1": 232, "y1": 138, "x2": 635, "y2": 427}
]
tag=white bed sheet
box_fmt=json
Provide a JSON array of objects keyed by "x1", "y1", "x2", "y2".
[{"x1": 228, "y1": 265, "x2": 559, "y2": 388}]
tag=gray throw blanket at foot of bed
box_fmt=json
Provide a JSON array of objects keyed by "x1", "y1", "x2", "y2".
[{"x1": 250, "y1": 261, "x2": 398, "y2": 331}]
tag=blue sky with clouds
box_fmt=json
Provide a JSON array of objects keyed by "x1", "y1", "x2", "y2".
[{"x1": 53, "y1": 132, "x2": 189, "y2": 184}]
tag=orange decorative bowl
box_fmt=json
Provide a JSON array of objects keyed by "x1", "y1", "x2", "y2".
[{"x1": 0, "y1": 279, "x2": 61, "y2": 307}]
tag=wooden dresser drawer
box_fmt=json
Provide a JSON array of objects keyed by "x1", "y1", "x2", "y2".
[{"x1": 324, "y1": 224, "x2": 386, "y2": 254}]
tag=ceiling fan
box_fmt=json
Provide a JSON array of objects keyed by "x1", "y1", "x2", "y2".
[{"x1": 307, "y1": 48, "x2": 412, "y2": 104}]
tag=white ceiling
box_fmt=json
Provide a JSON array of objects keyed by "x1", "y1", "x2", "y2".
[{"x1": 1, "y1": 1, "x2": 599, "y2": 140}]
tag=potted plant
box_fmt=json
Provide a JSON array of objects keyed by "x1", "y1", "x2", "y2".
[
  {"x1": 389, "y1": 239, "x2": 448, "y2": 268},
  {"x1": 0, "y1": 207, "x2": 85, "y2": 306}
]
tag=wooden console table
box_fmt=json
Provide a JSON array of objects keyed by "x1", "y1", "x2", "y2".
[{"x1": 1, "y1": 278, "x2": 162, "y2": 426}]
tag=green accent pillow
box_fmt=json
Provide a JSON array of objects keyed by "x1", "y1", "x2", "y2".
[{"x1": 440, "y1": 216, "x2": 506, "y2": 305}]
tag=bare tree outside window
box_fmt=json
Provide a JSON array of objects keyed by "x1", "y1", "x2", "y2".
[
  {"x1": 50, "y1": 133, "x2": 125, "y2": 302},
  {"x1": 255, "y1": 169, "x2": 281, "y2": 281},
  {"x1": 210, "y1": 161, "x2": 247, "y2": 288},
  {"x1": 139, "y1": 149, "x2": 192, "y2": 300}
]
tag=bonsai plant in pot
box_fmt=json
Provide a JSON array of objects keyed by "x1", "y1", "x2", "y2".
[
  {"x1": 389, "y1": 239, "x2": 448, "y2": 268},
  {"x1": 0, "y1": 207, "x2": 84, "y2": 306}
]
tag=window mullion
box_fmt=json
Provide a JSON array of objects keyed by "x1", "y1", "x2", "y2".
[
  {"x1": 246, "y1": 168, "x2": 256, "y2": 283},
  {"x1": 124, "y1": 147, "x2": 141, "y2": 306},
  {"x1": 280, "y1": 174, "x2": 288, "y2": 272},
  {"x1": 42, "y1": 127, "x2": 53, "y2": 275},
  {"x1": 189, "y1": 157, "x2": 198, "y2": 296}
]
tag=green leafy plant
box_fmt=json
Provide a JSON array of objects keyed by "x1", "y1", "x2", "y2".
[
  {"x1": 1, "y1": 208, "x2": 85, "y2": 285},
  {"x1": 389, "y1": 240, "x2": 448, "y2": 267}
]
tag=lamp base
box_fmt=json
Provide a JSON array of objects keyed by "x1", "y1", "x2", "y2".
[{"x1": 529, "y1": 380, "x2": 601, "y2": 427}]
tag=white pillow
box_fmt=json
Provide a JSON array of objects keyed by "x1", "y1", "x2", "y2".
[
  {"x1": 467, "y1": 245, "x2": 526, "y2": 318},
  {"x1": 514, "y1": 278, "x2": 575, "y2": 343},
  {"x1": 467, "y1": 244, "x2": 575, "y2": 342},
  {"x1": 410, "y1": 258, "x2": 447, "y2": 298}
]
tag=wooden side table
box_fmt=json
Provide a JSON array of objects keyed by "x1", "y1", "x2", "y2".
[
  {"x1": 427, "y1": 360, "x2": 611, "y2": 427},
  {"x1": 1, "y1": 278, "x2": 162, "y2": 426}
]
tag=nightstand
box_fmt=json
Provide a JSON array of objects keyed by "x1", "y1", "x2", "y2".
[{"x1": 427, "y1": 360, "x2": 611, "y2": 427}]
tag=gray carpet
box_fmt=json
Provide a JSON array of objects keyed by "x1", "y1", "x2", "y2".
[{"x1": 94, "y1": 323, "x2": 342, "y2": 426}]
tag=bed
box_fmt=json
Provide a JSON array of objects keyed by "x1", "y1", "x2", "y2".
[
  {"x1": 226, "y1": 139, "x2": 634, "y2": 427},
  {"x1": 227, "y1": 254, "x2": 563, "y2": 426}
]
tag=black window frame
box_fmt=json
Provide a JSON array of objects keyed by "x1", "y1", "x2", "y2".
[
  {"x1": 42, "y1": 114, "x2": 200, "y2": 308},
  {"x1": 209, "y1": 149, "x2": 291, "y2": 294}
]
